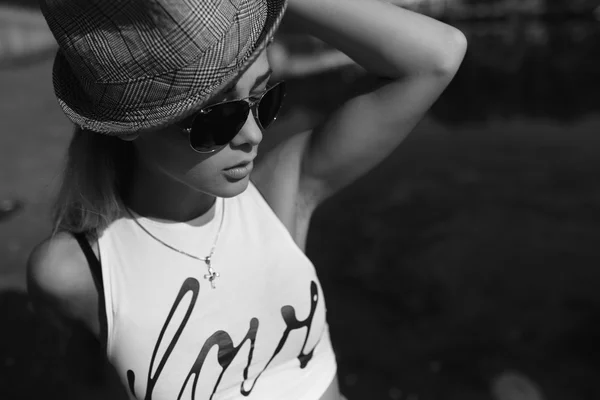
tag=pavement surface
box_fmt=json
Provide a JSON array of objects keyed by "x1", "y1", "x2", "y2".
[{"x1": 0, "y1": 5, "x2": 56, "y2": 67}]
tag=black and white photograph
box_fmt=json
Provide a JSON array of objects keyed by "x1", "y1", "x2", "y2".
[{"x1": 0, "y1": 0, "x2": 599, "y2": 399}]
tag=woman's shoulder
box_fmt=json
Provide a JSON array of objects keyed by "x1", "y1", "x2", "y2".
[{"x1": 27, "y1": 232, "x2": 100, "y2": 328}]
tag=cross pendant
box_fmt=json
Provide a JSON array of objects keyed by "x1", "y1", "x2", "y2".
[{"x1": 203, "y1": 258, "x2": 220, "y2": 289}]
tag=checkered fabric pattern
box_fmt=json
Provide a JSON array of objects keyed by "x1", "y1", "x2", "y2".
[{"x1": 38, "y1": 0, "x2": 287, "y2": 135}]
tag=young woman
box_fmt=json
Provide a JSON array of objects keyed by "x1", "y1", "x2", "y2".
[{"x1": 27, "y1": 0, "x2": 466, "y2": 399}]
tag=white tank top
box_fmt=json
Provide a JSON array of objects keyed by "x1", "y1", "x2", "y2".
[{"x1": 97, "y1": 182, "x2": 337, "y2": 400}]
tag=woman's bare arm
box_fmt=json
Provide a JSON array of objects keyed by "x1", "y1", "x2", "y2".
[
  {"x1": 27, "y1": 237, "x2": 130, "y2": 400},
  {"x1": 284, "y1": 0, "x2": 467, "y2": 203},
  {"x1": 268, "y1": 39, "x2": 357, "y2": 80}
]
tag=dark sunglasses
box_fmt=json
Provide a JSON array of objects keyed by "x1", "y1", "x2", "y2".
[{"x1": 183, "y1": 81, "x2": 286, "y2": 153}]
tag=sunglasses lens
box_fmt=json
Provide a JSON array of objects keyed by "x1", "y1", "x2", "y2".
[
  {"x1": 257, "y1": 82, "x2": 286, "y2": 129},
  {"x1": 189, "y1": 102, "x2": 249, "y2": 152}
]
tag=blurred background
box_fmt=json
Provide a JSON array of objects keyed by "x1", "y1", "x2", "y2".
[{"x1": 1, "y1": 0, "x2": 600, "y2": 399}]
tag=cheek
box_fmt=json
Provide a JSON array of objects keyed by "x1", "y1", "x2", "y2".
[
  {"x1": 138, "y1": 134, "x2": 226, "y2": 186},
  {"x1": 141, "y1": 134, "x2": 189, "y2": 169}
]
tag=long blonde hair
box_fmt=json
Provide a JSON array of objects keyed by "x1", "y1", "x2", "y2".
[{"x1": 52, "y1": 127, "x2": 134, "y2": 236}]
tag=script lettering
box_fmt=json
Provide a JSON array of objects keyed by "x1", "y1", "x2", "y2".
[{"x1": 127, "y1": 280, "x2": 321, "y2": 399}]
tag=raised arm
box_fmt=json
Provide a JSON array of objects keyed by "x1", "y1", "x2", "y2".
[{"x1": 287, "y1": 0, "x2": 467, "y2": 203}]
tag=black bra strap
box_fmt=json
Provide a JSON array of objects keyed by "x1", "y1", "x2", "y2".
[
  {"x1": 73, "y1": 232, "x2": 104, "y2": 292},
  {"x1": 72, "y1": 232, "x2": 108, "y2": 352}
]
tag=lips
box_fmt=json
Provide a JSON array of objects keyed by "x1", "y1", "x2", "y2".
[
  {"x1": 225, "y1": 160, "x2": 252, "y2": 170},
  {"x1": 222, "y1": 160, "x2": 254, "y2": 180}
]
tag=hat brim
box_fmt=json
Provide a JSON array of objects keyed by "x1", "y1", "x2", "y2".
[{"x1": 51, "y1": 0, "x2": 287, "y2": 135}]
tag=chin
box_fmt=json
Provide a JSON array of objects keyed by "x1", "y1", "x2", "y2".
[{"x1": 214, "y1": 175, "x2": 251, "y2": 198}]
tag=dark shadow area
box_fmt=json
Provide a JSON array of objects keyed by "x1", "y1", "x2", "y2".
[
  {"x1": 309, "y1": 137, "x2": 600, "y2": 398},
  {"x1": 434, "y1": 19, "x2": 600, "y2": 125},
  {"x1": 0, "y1": 290, "x2": 69, "y2": 400},
  {"x1": 0, "y1": 0, "x2": 39, "y2": 8}
]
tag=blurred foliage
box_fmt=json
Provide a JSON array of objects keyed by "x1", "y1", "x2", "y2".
[
  {"x1": 278, "y1": 19, "x2": 600, "y2": 125},
  {"x1": 0, "y1": 0, "x2": 38, "y2": 9},
  {"x1": 433, "y1": 20, "x2": 600, "y2": 124}
]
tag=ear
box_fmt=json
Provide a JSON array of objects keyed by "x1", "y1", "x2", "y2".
[{"x1": 119, "y1": 133, "x2": 139, "y2": 141}]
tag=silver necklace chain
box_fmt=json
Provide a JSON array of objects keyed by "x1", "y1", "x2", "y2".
[{"x1": 125, "y1": 199, "x2": 225, "y2": 289}]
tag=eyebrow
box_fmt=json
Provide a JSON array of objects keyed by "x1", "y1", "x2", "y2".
[{"x1": 223, "y1": 68, "x2": 273, "y2": 96}]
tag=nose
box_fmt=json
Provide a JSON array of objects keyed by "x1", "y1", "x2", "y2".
[{"x1": 229, "y1": 110, "x2": 263, "y2": 149}]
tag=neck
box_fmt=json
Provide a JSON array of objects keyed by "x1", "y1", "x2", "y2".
[{"x1": 123, "y1": 158, "x2": 216, "y2": 223}]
